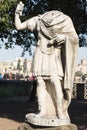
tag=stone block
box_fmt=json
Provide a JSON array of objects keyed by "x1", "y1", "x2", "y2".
[{"x1": 17, "y1": 123, "x2": 77, "y2": 130}]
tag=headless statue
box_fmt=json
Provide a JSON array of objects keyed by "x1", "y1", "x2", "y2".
[{"x1": 15, "y1": 2, "x2": 79, "y2": 120}]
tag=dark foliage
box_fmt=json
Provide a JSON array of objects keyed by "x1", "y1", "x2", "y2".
[{"x1": 0, "y1": 0, "x2": 87, "y2": 55}]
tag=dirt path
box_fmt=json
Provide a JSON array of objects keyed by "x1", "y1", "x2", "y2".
[{"x1": 0, "y1": 118, "x2": 20, "y2": 130}]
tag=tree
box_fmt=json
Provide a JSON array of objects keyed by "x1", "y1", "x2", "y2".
[
  {"x1": 17, "y1": 59, "x2": 22, "y2": 73},
  {"x1": 82, "y1": 74, "x2": 86, "y2": 81},
  {"x1": 75, "y1": 71, "x2": 83, "y2": 77},
  {"x1": 84, "y1": 74, "x2": 87, "y2": 78},
  {"x1": 23, "y1": 58, "x2": 27, "y2": 74},
  {"x1": 0, "y1": 0, "x2": 87, "y2": 54}
]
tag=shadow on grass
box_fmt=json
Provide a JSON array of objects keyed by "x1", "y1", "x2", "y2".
[
  {"x1": 69, "y1": 99, "x2": 87, "y2": 130},
  {"x1": 0, "y1": 98, "x2": 87, "y2": 130},
  {"x1": 0, "y1": 97, "x2": 38, "y2": 123}
]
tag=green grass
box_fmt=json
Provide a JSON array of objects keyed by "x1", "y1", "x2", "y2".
[{"x1": 0, "y1": 85, "x2": 29, "y2": 97}]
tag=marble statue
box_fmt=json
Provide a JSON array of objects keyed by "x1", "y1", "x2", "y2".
[{"x1": 15, "y1": 2, "x2": 79, "y2": 126}]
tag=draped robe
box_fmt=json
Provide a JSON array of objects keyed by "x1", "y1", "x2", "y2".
[{"x1": 27, "y1": 10, "x2": 79, "y2": 91}]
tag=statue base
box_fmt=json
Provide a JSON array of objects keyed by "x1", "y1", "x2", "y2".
[
  {"x1": 25, "y1": 113, "x2": 70, "y2": 126},
  {"x1": 17, "y1": 123, "x2": 77, "y2": 130},
  {"x1": 17, "y1": 113, "x2": 77, "y2": 130}
]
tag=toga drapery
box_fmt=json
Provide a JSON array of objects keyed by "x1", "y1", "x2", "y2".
[{"x1": 27, "y1": 10, "x2": 79, "y2": 91}]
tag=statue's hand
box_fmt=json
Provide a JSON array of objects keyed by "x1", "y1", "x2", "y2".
[
  {"x1": 15, "y1": 1, "x2": 24, "y2": 16},
  {"x1": 47, "y1": 39, "x2": 54, "y2": 47},
  {"x1": 54, "y1": 34, "x2": 65, "y2": 45}
]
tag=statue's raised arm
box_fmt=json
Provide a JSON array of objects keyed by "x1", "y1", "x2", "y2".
[
  {"x1": 15, "y1": 2, "x2": 27, "y2": 30},
  {"x1": 15, "y1": 1, "x2": 24, "y2": 16}
]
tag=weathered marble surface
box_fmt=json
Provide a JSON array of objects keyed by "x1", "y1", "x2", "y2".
[{"x1": 25, "y1": 113, "x2": 70, "y2": 126}]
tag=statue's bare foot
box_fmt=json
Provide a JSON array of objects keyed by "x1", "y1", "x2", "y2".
[{"x1": 35, "y1": 111, "x2": 46, "y2": 118}]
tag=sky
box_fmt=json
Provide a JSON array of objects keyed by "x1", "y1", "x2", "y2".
[
  {"x1": 0, "y1": 45, "x2": 33, "y2": 62},
  {"x1": 77, "y1": 47, "x2": 87, "y2": 64},
  {"x1": 0, "y1": 45, "x2": 87, "y2": 64}
]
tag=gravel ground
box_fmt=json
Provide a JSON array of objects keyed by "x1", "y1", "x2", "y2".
[{"x1": 0, "y1": 97, "x2": 87, "y2": 130}]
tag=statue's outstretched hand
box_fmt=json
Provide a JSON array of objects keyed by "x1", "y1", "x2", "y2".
[{"x1": 15, "y1": 1, "x2": 24, "y2": 16}]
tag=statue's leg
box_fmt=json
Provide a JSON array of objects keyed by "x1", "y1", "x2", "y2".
[
  {"x1": 36, "y1": 76, "x2": 47, "y2": 117},
  {"x1": 51, "y1": 75, "x2": 67, "y2": 119},
  {"x1": 63, "y1": 89, "x2": 71, "y2": 119}
]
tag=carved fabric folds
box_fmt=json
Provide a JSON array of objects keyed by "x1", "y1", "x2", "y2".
[{"x1": 29, "y1": 10, "x2": 79, "y2": 91}]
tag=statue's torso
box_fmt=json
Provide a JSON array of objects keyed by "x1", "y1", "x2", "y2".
[{"x1": 38, "y1": 33, "x2": 55, "y2": 54}]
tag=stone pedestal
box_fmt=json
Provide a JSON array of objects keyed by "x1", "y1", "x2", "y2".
[
  {"x1": 25, "y1": 113, "x2": 70, "y2": 126},
  {"x1": 17, "y1": 123, "x2": 77, "y2": 130},
  {"x1": 17, "y1": 113, "x2": 77, "y2": 130}
]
